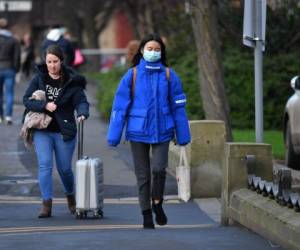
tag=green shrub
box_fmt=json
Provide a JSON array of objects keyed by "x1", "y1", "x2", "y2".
[
  {"x1": 168, "y1": 51, "x2": 204, "y2": 120},
  {"x1": 87, "y1": 67, "x2": 126, "y2": 121},
  {"x1": 224, "y1": 47, "x2": 300, "y2": 129}
]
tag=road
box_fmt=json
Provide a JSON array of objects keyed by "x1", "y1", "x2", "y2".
[{"x1": 0, "y1": 74, "x2": 283, "y2": 250}]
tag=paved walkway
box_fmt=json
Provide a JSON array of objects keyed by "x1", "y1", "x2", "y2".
[{"x1": 0, "y1": 75, "x2": 283, "y2": 249}]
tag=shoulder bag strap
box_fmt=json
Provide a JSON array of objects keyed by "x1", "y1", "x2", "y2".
[
  {"x1": 179, "y1": 146, "x2": 189, "y2": 168},
  {"x1": 166, "y1": 67, "x2": 170, "y2": 81},
  {"x1": 131, "y1": 66, "x2": 137, "y2": 98}
]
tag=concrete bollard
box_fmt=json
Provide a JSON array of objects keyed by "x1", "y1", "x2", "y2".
[
  {"x1": 168, "y1": 120, "x2": 226, "y2": 198},
  {"x1": 220, "y1": 142, "x2": 273, "y2": 225}
]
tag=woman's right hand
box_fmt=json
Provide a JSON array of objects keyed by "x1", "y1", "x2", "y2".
[{"x1": 45, "y1": 102, "x2": 57, "y2": 112}]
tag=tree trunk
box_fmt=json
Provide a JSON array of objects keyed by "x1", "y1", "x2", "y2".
[{"x1": 191, "y1": 0, "x2": 233, "y2": 141}]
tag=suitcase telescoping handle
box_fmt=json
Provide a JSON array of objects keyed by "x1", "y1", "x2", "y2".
[{"x1": 78, "y1": 119, "x2": 84, "y2": 160}]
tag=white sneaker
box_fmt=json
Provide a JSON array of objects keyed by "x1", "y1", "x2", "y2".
[{"x1": 5, "y1": 116, "x2": 12, "y2": 125}]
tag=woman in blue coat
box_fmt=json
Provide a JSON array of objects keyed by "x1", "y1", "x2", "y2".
[
  {"x1": 107, "y1": 34, "x2": 191, "y2": 229},
  {"x1": 23, "y1": 45, "x2": 89, "y2": 218}
]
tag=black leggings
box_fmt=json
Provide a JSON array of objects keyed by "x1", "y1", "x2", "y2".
[{"x1": 130, "y1": 141, "x2": 170, "y2": 211}]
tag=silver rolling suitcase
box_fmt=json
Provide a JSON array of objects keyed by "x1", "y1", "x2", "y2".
[{"x1": 75, "y1": 120, "x2": 104, "y2": 219}]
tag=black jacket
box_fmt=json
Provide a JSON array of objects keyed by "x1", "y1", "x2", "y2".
[
  {"x1": 23, "y1": 64, "x2": 89, "y2": 141},
  {"x1": 0, "y1": 29, "x2": 21, "y2": 71}
]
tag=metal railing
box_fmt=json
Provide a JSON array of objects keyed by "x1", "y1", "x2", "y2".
[
  {"x1": 244, "y1": 155, "x2": 300, "y2": 212},
  {"x1": 80, "y1": 48, "x2": 127, "y2": 72}
]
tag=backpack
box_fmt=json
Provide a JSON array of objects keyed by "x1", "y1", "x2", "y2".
[{"x1": 131, "y1": 66, "x2": 170, "y2": 97}]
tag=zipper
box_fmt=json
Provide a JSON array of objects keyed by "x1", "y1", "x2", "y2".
[{"x1": 153, "y1": 72, "x2": 158, "y2": 142}]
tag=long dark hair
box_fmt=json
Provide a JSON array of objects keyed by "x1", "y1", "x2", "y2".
[
  {"x1": 45, "y1": 44, "x2": 65, "y2": 88},
  {"x1": 132, "y1": 33, "x2": 167, "y2": 67}
]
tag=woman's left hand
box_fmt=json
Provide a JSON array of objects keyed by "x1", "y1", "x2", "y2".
[{"x1": 77, "y1": 115, "x2": 85, "y2": 122}]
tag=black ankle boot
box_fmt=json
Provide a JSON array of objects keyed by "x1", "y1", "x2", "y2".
[
  {"x1": 142, "y1": 209, "x2": 155, "y2": 229},
  {"x1": 152, "y1": 199, "x2": 167, "y2": 226}
]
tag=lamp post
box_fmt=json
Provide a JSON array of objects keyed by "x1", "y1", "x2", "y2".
[
  {"x1": 254, "y1": 0, "x2": 264, "y2": 143},
  {"x1": 243, "y1": 0, "x2": 267, "y2": 143}
]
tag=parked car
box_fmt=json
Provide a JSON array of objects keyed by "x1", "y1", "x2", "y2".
[{"x1": 284, "y1": 76, "x2": 300, "y2": 170}]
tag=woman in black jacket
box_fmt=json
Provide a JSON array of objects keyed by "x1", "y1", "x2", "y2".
[{"x1": 23, "y1": 44, "x2": 89, "y2": 218}]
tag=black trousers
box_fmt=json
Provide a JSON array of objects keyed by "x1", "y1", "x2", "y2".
[{"x1": 130, "y1": 141, "x2": 170, "y2": 211}]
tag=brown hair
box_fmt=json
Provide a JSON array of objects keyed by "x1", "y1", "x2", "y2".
[
  {"x1": 45, "y1": 44, "x2": 65, "y2": 88},
  {"x1": 45, "y1": 44, "x2": 64, "y2": 62}
]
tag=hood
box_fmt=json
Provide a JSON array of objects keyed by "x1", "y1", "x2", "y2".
[
  {"x1": 46, "y1": 28, "x2": 62, "y2": 41},
  {"x1": 0, "y1": 29, "x2": 12, "y2": 37},
  {"x1": 36, "y1": 64, "x2": 87, "y2": 89}
]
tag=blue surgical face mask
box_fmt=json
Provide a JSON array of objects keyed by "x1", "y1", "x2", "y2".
[{"x1": 143, "y1": 49, "x2": 161, "y2": 62}]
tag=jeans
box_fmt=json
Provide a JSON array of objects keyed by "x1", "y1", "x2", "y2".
[
  {"x1": 0, "y1": 69, "x2": 16, "y2": 117},
  {"x1": 130, "y1": 141, "x2": 169, "y2": 211},
  {"x1": 33, "y1": 130, "x2": 76, "y2": 200}
]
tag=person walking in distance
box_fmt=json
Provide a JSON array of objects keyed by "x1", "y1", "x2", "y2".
[
  {"x1": 41, "y1": 26, "x2": 75, "y2": 67},
  {"x1": 0, "y1": 18, "x2": 21, "y2": 125},
  {"x1": 107, "y1": 34, "x2": 191, "y2": 229},
  {"x1": 23, "y1": 45, "x2": 89, "y2": 218},
  {"x1": 21, "y1": 33, "x2": 35, "y2": 79}
]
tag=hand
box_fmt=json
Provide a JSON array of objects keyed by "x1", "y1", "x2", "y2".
[
  {"x1": 45, "y1": 102, "x2": 57, "y2": 112},
  {"x1": 77, "y1": 115, "x2": 85, "y2": 122}
]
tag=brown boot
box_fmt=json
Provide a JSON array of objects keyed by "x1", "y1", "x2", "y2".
[
  {"x1": 66, "y1": 194, "x2": 76, "y2": 214},
  {"x1": 38, "y1": 199, "x2": 52, "y2": 218}
]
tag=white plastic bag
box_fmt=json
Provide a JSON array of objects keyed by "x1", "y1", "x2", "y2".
[{"x1": 176, "y1": 146, "x2": 191, "y2": 202}]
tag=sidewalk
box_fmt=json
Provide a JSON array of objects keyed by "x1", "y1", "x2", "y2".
[
  {"x1": 0, "y1": 77, "x2": 283, "y2": 250},
  {"x1": 0, "y1": 195, "x2": 280, "y2": 250}
]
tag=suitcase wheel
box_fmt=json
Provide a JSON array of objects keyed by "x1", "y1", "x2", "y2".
[
  {"x1": 76, "y1": 211, "x2": 82, "y2": 219},
  {"x1": 93, "y1": 209, "x2": 103, "y2": 219},
  {"x1": 76, "y1": 211, "x2": 87, "y2": 219}
]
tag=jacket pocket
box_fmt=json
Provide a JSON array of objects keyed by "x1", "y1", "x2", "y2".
[
  {"x1": 162, "y1": 107, "x2": 175, "y2": 132},
  {"x1": 127, "y1": 108, "x2": 147, "y2": 133},
  {"x1": 58, "y1": 117, "x2": 76, "y2": 136}
]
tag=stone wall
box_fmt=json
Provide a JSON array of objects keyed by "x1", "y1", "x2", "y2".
[{"x1": 168, "y1": 120, "x2": 225, "y2": 198}]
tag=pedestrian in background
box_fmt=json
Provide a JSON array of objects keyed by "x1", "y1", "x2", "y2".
[
  {"x1": 63, "y1": 30, "x2": 85, "y2": 69},
  {"x1": 0, "y1": 18, "x2": 21, "y2": 125},
  {"x1": 23, "y1": 45, "x2": 89, "y2": 218},
  {"x1": 21, "y1": 33, "x2": 35, "y2": 79},
  {"x1": 41, "y1": 26, "x2": 75, "y2": 67},
  {"x1": 126, "y1": 40, "x2": 140, "y2": 65},
  {"x1": 107, "y1": 34, "x2": 191, "y2": 229}
]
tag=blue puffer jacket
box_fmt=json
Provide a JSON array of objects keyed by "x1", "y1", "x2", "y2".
[
  {"x1": 107, "y1": 59, "x2": 191, "y2": 146},
  {"x1": 23, "y1": 64, "x2": 89, "y2": 141}
]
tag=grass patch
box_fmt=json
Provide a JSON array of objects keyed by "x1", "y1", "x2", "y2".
[{"x1": 233, "y1": 130, "x2": 285, "y2": 160}]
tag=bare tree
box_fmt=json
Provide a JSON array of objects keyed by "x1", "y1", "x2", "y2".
[
  {"x1": 70, "y1": 0, "x2": 117, "y2": 48},
  {"x1": 191, "y1": 0, "x2": 232, "y2": 141},
  {"x1": 122, "y1": 0, "x2": 183, "y2": 39},
  {"x1": 60, "y1": 0, "x2": 117, "y2": 70},
  {"x1": 122, "y1": 0, "x2": 155, "y2": 39}
]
